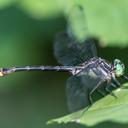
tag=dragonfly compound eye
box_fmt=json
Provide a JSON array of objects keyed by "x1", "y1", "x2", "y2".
[{"x1": 114, "y1": 59, "x2": 125, "y2": 77}]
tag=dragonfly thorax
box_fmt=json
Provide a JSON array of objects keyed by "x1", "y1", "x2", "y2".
[
  {"x1": 75, "y1": 57, "x2": 112, "y2": 80},
  {"x1": 113, "y1": 59, "x2": 125, "y2": 77}
]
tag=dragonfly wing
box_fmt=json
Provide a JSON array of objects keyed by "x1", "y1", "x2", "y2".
[
  {"x1": 66, "y1": 76, "x2": 89, "y2": 112},
  {"x1": 54, "y1": 32, "x2": 81, "y2": 66},
  {"x1": 66, "y1": 72, "x2": 101, "y2": 112},
  {"x1": 79, "y1": 38, "x2": 97, "y2": 63},
  {"x1": 54, "y1": 32, "x2": 97, "y2": 66}
]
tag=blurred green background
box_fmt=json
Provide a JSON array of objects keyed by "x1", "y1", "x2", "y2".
[{"x1": 0, "y1": 0, "x2": 128, "y2": 128}]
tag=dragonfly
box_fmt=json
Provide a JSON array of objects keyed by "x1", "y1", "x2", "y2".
[{"x1": 0, "y1": 6, "x2": 127, "y2": 112}]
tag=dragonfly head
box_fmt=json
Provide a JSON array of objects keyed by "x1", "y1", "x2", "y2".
[{"x1": 113, "y1": 59, "x2": 125, "y2": 77}]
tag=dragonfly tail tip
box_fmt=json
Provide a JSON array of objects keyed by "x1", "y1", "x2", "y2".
[{"x1": 0, "y1": 68, "x2": 5, "y2": 77}]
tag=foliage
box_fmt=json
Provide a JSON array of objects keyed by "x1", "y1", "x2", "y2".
[
  {"x1": 0, "y1": 0, "x2": 128, "y2": 128},
  {"x1": 1, "y1": 0, "x2": 128, "y2": 46}
]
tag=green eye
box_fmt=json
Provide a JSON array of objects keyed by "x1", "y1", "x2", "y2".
[{"x1": 114, "y1": 59, "x2": 125, "y2": 77}]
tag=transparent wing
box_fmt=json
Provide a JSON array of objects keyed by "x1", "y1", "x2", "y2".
[
  {"x1": 66, "y1": 74, "x2": 100, "y2": 112},
  {"x1": 67, "y1": 5, "x2": 89, "y2": 42},
  {"x1": 54, "y1": 32, "x2": 97, "y2": 66},
  {"x1": 66, "y1": 76, "x2": 89, "y2": 112},
  {"x1": 54, "y1": 5, "x2": 97, "y2": 66},
  {"x1": 54, "y1": 5, "x2": 98, "y2": 112}
]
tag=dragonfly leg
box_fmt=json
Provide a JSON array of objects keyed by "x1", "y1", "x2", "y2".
[
  {"x1": 89, "y1": 80, "x2": 105, "y2": 104},
  {"x1": 123, "y1": 75, "x2": 128, "y2": 80},
  {"x1": 105, "y1": 85, "x2": 117, "y2": 98},
  {"x1": 112, "y1": 77, "x2": 121, "y2": 87},
  {"x1": 110, "y1": 83, "x2": 118, "y2": 88},
  {"x1": 97, "y1": 90, "x2": 106, "y2": 97}
]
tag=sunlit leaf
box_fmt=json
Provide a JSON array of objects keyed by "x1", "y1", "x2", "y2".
[
  {"x1": 18, "y1": 0, "x2": 62, "y2": 19},
  {"x1": 0, "y1": 0, "x2": 15, "y2": 9},
  {"x1": 64, "y1": 0, "x2": 128, "y2": 47}
]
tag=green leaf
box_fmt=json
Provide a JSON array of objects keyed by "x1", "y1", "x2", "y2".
[
  {"x1": 16, "y1": 0, "x2": 128, "y2": 46},
  {"x1": 0, "y1": 0, "x2": 16, "y2": 9},
  {"x1": 64, "y1": 0, "x2": 128, "y2": 47},
  {"x1": 18, "y1": 0, "x2": 62, "y2": 19},
  {"x1": 47, "y1": 83, "x2": 128, "y2": 126}
]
